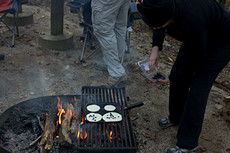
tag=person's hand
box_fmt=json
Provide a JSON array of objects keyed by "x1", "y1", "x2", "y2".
[{"x1": 149, "y1": 46, "x2": 159, "y2": 72}]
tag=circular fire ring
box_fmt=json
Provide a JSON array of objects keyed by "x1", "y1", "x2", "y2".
[{"x1": 0, "y1": 95, "x2": 81, "y2": 153}]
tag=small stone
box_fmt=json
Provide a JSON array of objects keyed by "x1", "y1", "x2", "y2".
[{"x1": 215, "y1": 104, "x2": 223, "y2": 110}]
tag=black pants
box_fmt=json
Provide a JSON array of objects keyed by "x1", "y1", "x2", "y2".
[{"x1": 168, "y1": 43, "x2": 230, "y2": 149}]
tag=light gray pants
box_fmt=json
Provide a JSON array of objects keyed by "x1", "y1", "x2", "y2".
[{"x1": 91, "y1": 0, "x2": 130, "y2": 77}]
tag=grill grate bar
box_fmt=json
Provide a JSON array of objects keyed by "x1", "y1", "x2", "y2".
[
  {"x1": 90, "y1": 88, "x2": 94, "y2": 146},
  {"x1": 120, "y1": 89, "x2": 132, "y2": 147},
  {"x1": 118, "y1": 88, "x2": 128, "y2": 147},
  {"x1": 114, "y1": 88, "x2": 124, "y2": 147},
  {"x1": 112, "y1": 88, "x2": 119, "y2": 147},
  {"x1": 86, "y1": 88, "x2": 90, "y2": 145},
  {"x1": 106, "y1": 89, "x2": 111, "y2": 148},
  {"x1": 108, "y1": 89, "x2": 115, "y2": 147},
  {"x1": 102, "y1": 88, "x2": 107, "y2": 147},
  {"x1": 97, "y1": 88, "x2": 102, "y2": 146}
]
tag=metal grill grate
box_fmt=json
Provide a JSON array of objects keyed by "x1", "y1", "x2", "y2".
[{"x1": 77, "y1": 86, "x2": 137, "y2": 153}]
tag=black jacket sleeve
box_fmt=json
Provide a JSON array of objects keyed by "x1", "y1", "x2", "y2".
[{"x1": 152, "y1": 28, "x2": 165, "y2": 51}]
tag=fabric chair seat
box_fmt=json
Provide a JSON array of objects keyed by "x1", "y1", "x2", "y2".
[
  {"x1": 0, "y1": 0, "x2": 19, "y2": 47},
  {"x1": 0, "y1": 0, "x2": 12, "y2": 12}
]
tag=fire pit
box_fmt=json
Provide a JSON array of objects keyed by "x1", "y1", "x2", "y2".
[
  {"x1": 0, "y1": 86, "x2": 137, "y2": 153},
  {"x1": 0, "y1": 95, "x2": 81, "y2": 153}
]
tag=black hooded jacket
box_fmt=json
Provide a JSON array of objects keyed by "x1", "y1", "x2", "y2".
[{"x1": 151, "y1": 0, "x2": 230, "y2": 56}]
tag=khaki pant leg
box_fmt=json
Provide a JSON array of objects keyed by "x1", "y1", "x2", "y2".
[
  {"x1": 115, "y1": 0, "x2": 130, "y2": 59},
  {"x1": 91, "y1": 0, "x2": 129, "y2": 77}
]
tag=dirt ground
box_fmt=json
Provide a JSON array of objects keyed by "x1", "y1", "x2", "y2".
[{"x1": 0, "y1": 3, "x2": 230, "y2": 153}]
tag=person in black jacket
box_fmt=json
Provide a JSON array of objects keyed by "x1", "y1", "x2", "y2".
[{"x1": 137, "y1": 0, "x2": 230, "y2": 152}]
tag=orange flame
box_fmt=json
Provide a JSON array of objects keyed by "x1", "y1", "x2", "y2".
[
  {"x1": 74, "y1": 96, "x2": 77, "y2": 101},
  {"x1": 79, "y1": 128, "x2": 87, "y2": 139},
  {"x1": 57, "y1": 96, "x2": 65, "y2": 125},
  {"x1": 106, "y1": 128, "x2": 113, "y2": 143},
  {"x1": 77, "y1": 116, "x2": 88, "y2": 140},
  {"x1": 109, "y1": 131, "x2": 113, "y2": 142},
  {"x1": 77, "y1": 125, "x2": 80, "y2": 138}
]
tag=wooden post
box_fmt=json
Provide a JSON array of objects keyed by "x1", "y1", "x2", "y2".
[
  {"x1": 18, "y1": 0, "x2": 29, "y2": 14},
  {"x1": 51, "y1": 0, "x2": 64, "y2": 35},
  {"x1": 38, "y1": 0, "x2": 73, "y2": 50},
  {"x1": 18, "y1": 3, "x2": 22, "y2": 13}
]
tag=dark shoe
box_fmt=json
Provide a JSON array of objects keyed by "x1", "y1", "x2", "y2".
[
  {"x1": 166, "y1": 145, "x2": 198, "y2": 153},
  {"x1": 0, "y1": 54, "x2": 5, "y2": 61},
  {"x1": 158, "y1": 116, "x2": 175, "y2": 127},
  {"x1": 94, "y1": 63, "x2": 108, "y2": 72}
]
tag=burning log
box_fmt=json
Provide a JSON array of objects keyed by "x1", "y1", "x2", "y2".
[
  {"x1": 40, "y1": 146, "x2": 47, "y2": 153},
  {"x1": 40, "y1": 113, "x2": 56, "y2": 150},
  {"x1": 70, "y1": 111, "x2": 78, "y2": 134},
  {"x1": 70, "y1": 99, "x2": 80, "y2": 133},
  {"x1": 58, "y1": 104, "x2": 79, "y2": 146}
]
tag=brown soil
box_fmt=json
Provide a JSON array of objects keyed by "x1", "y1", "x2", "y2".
[{"x1": 0, "y1": 3, "x2": 230, "y2": 153}]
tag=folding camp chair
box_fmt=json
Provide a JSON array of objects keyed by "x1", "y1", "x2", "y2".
[
  {"x1": 67, "y1": 0, "x2": 100, "y2": 63},
  {"x1": 0, "y1": 0, "x2": 19, "y2": 47}
]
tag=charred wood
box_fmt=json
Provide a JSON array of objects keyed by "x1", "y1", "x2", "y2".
[
  {"x1": 58, "y1": 104, "x2": 76, "y2": 146},
  {"x1": 40, "y1": 113, "x2": 56, "y2": 150}
]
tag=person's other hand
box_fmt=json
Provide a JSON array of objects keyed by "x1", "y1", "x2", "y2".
[{"x1": 149, "y1": 46, "x2": 159, "y2": 72}]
